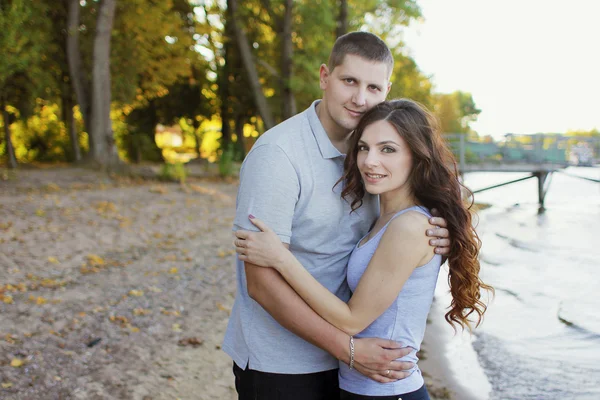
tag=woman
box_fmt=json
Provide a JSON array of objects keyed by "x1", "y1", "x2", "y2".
[{"x1": 234, "y1": 99, "x2": 493, "y2": 400}]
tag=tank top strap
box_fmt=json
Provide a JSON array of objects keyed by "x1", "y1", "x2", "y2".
[{"x1": 388, "y1": 205, "x2": 432, "y2": 225}]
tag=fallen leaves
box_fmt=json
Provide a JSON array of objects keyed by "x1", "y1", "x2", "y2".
[
  {"x1": 28, "y1": 295, "x2": 48, "y2": 305},
  {"x1": 95, "y1": 201, "x2": 117, "y2": 214},
  {"x1": 109, "y1": 315, "x2": 140, "y2": 332},
  {"x1": 80, "y1": 254, "x2": 122, "y2": 274},
  {"x1": 1, "y1": 171, "x2": 240, "y2": 395},
  {"x1": 10, "y1": 358, "x2": 24, "y2": 368},
  {"x1": 218, "y1": 249, "x2": 235, "y2": 258},
  {"x1": 187, "y1": 184, "x2": 233, "y2": 204},
  {"x1": 160, "y1": 309, "x2": 181, "y2": 317},
  {"x1": 0, "y1": 221, "x2": 13, "y2": 230},
  {"x1": 216, "y1": 302, "x2": 231, "y2": 314},
  {"x1": 110, "y1": 315, "x2": 130, "y2": 326},
  {"x1": 177, "y1": 337, "x2": 204, "y2": 347},
  {"x1": 149, "y1": 186, "x2": 168, "y2": 194},
  {"x1": 87, "y1": 254, "x2": 105, "y2": 266},
  {"x1": 3, "y1": 334, "x2": 19, "y2": 344}
]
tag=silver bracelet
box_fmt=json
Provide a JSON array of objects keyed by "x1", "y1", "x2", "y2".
[{"x1": 349, "y1": 335, "x2": 355, "y2": 370}]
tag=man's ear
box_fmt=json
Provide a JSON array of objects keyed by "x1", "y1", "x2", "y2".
[
  {"x1": 386, "y1": 81, "x2": 392, "y2": 96},
  {"x1": 319, "y1": 64, "x2": 330, "y2": 90}
]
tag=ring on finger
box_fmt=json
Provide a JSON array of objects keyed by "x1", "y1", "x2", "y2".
[{"x1": 386, "y1": 369, "x2": 390, "y2": 376}]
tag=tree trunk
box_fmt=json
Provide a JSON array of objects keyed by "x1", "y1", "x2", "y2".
[
  {"x1": 66, "y1": 0, "x2": 92, "y2": 153},
  {"x1": 336, "y1": 0, "x2": 348, "y2": 38},
  {"x1": 62, "y1": 87, "x2": 81, "y2": 162},
  {"x1": 90, "y1": 0, "x2": 117, "y2": 167},
  {"x1": 1, "y1": 99, "x2": 17, "y2": 169},
  {"x1": 234, "y1": 113, "x2": 246, "y2": 159},
  {"x1": 281, "y1": 0, "x2": 296, "y2": 120},
  {"x1": 192, "y1": 118, "x2": 202, "y2": 157},
  {"x1": 220, "y1": 15, "x2": 232, "y2": 152},
  {"x1": 228, "y1": 0, "x2": 275, "y2": 130}
]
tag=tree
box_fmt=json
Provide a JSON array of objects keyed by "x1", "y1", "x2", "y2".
[
  {"x1": 66, "y1": 0, "x2": 198, "y2": 165},
  {"x1": 336, "y1": 0, "x2": 348, "y2": 38},
  {"x1": 88, "y1": 0, "x2": 118, "y2": 166},
  {"x1": 434, "y1": 91, "x2": 481, "y2": 134},
  {"x1": 228, "y1": 0, "x2": 275, "y2": 130},
  {"x1": 66, "y1": 0, "x2": 92, "y2": 152},
  {"x1": 387, "y1": 51, "x2": 433, "y2": 108}
]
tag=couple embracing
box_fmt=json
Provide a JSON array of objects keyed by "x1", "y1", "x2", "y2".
[{"x1": 223, "y1": 32, "x2": 492, "y2": 400}]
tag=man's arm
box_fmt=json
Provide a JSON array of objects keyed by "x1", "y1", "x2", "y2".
[
  {"x1": 243, "y1": 213, "x2": 431, "y2": 337},
  {"x1": 246, "y1": 256, "x2": 414, "y2": 382}
]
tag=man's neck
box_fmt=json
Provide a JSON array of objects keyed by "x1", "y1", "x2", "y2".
[{"x1": 316, "y1": 101, "x2": 351, "y2": 154}]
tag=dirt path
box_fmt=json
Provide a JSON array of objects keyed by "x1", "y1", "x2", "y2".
[{"x1": 1, "y1": 167, "x2": 239, "y2": 400}]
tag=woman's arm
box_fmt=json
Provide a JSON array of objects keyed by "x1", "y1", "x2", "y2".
[{"x1": 236, "y1": 213, "x2": 433, "y2": 335}]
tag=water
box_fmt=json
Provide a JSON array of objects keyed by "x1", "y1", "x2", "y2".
[{"x1": 459, "y1": 167, "x2": 600, "y2": 399}]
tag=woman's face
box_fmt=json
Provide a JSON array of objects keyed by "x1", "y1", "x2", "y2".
[{"x1": 356, "y1": 119, "x2": 413, "y2": 196}]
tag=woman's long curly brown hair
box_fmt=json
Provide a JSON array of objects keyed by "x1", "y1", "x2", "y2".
[{"x1": 340, "y1": 99, "x2": 493, "y2": 331}]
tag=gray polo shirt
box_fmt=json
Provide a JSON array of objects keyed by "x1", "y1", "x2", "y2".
[{"x1": 222, "y1": 101, "x2": 378, "y2": 374}]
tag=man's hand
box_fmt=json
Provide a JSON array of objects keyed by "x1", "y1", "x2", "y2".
[
  {"x1": 352, "y1": 338, "x2": 414, "y2": 383},
  {"x1": 427, "y1": 208, "x2": 450, "y2": 255}
]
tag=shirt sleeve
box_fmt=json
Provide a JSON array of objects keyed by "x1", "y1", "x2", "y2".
[{"x1": 233, "y1": 144, "x2": 300, "y2": 244}]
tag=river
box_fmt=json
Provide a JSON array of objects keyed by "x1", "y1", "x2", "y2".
[{"x1": 436, "y1": 166, "x2": 600, "y2": 399}]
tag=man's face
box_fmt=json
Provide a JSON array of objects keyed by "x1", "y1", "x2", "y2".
[{"x1": 319, "y1": 54, "x2": 391, "y2": 138}]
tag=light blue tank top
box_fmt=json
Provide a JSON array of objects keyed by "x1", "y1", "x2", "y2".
[{"x1": 339, "y1": 206, "x2": 442, "y2": 396}]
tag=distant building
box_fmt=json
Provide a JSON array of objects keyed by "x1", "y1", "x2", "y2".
[{"x1": 569, "y1": 143, "x2": 594, "y2": 166}]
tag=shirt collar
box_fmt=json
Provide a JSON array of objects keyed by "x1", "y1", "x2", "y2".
[{"x1": 306, "y1": 100, "x2": 344, "y2": 159}]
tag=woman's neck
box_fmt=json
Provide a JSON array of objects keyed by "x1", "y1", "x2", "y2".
[{"x1": 378, "y1": 187, "x2": 419, "y2": 218}]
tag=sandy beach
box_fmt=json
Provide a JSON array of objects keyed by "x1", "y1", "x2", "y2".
[{"x1": 1, "y1": 167, "x2": 481, "y2": 400}]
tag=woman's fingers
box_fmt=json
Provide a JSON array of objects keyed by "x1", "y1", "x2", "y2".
[
  {"x1": 248, "y1": 216, "x2": 272, "y2": 233},
  {"x1": 235, "y1": 230, "x2": 250, "y2": 239}
]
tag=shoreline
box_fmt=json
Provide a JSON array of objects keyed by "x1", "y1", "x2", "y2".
[{"x1": 420, "y1": 270, "x2": 492, "y2": 400}]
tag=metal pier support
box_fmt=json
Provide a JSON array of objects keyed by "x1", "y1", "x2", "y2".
[{"x1": 535, "y1": 171, "x2": 552, "y2": 213}]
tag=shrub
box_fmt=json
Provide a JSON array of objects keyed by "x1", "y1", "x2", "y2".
[
  {"x1": 218, "y1": 144, "x2": 235, "y2": 177},
  {"x1": 159, "y1": 162, "x2": 187, "y2": 184}
]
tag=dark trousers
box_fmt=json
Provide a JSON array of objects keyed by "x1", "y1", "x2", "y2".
[
  {"x1": 233, "y1": 362, "x2": 340, "y2": 400},
  {"x1": 340, "y1": 384, "x2": 430, "y2": 400}
]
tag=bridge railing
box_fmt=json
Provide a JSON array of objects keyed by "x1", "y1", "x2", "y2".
[{"x1": 443, "y1": 133, "x2": 599, "y2": 171}]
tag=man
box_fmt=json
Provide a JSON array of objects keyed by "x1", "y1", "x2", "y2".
[{"x1": 223, "y1": 32, "x2": 450, "y2": 399}]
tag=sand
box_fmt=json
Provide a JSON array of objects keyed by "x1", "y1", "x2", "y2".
[{"x1": 0, "y1": 166, "x2": 484, "y2": 400}]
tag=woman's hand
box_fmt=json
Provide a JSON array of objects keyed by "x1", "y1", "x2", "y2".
[{"x1": 234, "y1": 216, "x2": 290, "y2": 270}]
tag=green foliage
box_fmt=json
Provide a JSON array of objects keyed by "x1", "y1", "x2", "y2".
[
  {"x1": 434, "y1": 91, "x2": 481, "y2": 134},
  {"x1": 388, "y1": 51, "x2": 433, "y2": 107},
  {"x1": 0, "y1": 0, "x2": 460, "y2": 167},
  {"x1": 0, "y1": 0, "x2": 52, "y2": 92},
  {"x1": 111, "y1": 0, "x2": 198, "y2": 105},
  {"x1": 0, "y1": 0, "x2": 55, "y2": 134},
  {"x1": 159, "y1": 162, "x2": 187, "y2": 183},
  {"x1": 1, "y1": 101, "x2": 87, "y2": 163},
  {"x1": 566, "y1": 128, "x2": 599, "y2": 137}
]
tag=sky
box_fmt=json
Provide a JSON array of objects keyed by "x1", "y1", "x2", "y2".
[{"x1": 402, "y1": 0, "x2": 600, "y2": 139}]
